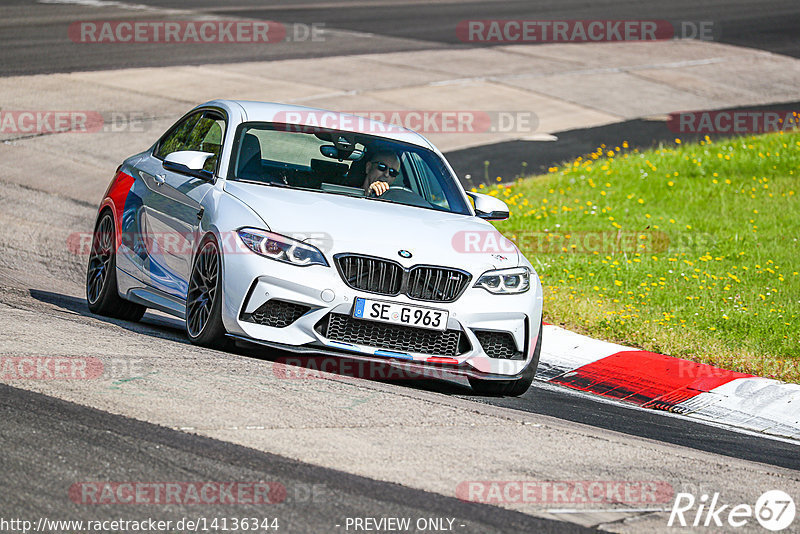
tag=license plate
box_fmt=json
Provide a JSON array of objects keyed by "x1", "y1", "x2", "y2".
[{"x1": 352, "y1": 298, "x2": 448, "y2": 331}]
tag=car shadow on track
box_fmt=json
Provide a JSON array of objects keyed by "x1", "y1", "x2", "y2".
[
  {"x1": 29, "y1": 288, "x2": 189, "y2": 343},
  {"x1": 28, "y1": 289, "x2": 481, "y2": 397}
]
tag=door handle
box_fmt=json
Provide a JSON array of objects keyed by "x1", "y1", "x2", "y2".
[{"x1": 154, "y1": 174, "x2": 166, "y2": 185}]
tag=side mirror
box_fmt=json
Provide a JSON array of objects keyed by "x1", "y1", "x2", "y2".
[
  {"x1": 466, "y1": 191, "x2": 510, "y2": 220},
  {"x1": 163, "y1": 150, "x2": 215, "y2": 180}
]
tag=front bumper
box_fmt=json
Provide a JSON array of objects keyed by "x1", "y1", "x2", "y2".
[{"x1": 220, "y1": 249, "x2": 543, "y2": 378}]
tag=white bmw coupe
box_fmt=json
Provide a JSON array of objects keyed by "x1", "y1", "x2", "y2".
[{"x1": 86, "y1": 100, "x2": 543, "y2": 396}]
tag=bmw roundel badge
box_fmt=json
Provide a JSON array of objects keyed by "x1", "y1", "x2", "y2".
[{"x1": 398, "y1": 250, "x2": 412, "y2": 259}]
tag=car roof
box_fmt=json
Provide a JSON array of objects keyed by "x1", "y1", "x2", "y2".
[{"x1": 200, "y1": 99, "x2": 435, "y2": 150}]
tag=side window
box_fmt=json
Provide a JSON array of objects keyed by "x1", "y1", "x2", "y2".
[
  {"x1": 155, "y1": 111, "x2": 226, "y2": 173},
  {"x1": 155, "y1": 112, "x2": 201, "y2": 159},
  {"x1": 187, "y1": 115, "x2": 225, "y2": 172},
  {"x1": 407, "y1": 152, "x2": 449, "y2": 209}
]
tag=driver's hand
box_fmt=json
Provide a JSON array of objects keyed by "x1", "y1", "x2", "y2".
[{"x1": 368, "y1": 181, "x2": 390, "y2": 197}]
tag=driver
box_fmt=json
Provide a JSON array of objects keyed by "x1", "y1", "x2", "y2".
[{"x1": 363, "y1": 150, "x2": 401, "y2": 197}]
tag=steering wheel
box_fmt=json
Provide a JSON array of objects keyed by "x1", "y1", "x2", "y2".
[
  {"x1": 377, "y1": 186, "x2": 432, "y2": 208},
  {"x1": 378, "y1": 186, "x2": 416, "y2": 199},
  {"x1": 387, "y1": 185, "x2": 415, "y2": 193},
  {"x1": 368, "y1": 185, "x2": 414, "y2": 198}
]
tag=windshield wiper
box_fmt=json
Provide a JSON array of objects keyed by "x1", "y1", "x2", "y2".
[{"x1": 236, "y1": 178, "x2": 292, "y2": 189}]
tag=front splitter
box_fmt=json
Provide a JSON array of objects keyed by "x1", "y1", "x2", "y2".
[{"x1": 227, "y1": 334, "x2": 527, "y2": 382}]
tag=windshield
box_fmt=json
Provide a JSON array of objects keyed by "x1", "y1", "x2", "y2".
[{"x1": 228, "y1": 122, "x2": 471, "y2": 215}]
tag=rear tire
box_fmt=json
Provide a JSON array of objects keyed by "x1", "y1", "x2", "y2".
[
  {"x1": 185, "y1": 236, "x2": 229, "y2": 349},
  {"x1": 86, "y1": 210, "x2": 146, "y2": 322},
  {"x1": 468, "y1": 318, "x2": 542, "y2": 397}
]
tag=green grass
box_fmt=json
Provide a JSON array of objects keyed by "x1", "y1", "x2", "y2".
[{"x1": 482, "y1": 131, "x2": 800, "y2": 382}]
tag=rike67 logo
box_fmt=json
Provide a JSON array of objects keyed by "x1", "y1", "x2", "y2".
[{"x1": 668, "y1": 490, "x2": 795, "y2": 531}]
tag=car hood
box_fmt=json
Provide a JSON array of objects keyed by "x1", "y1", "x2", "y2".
[{"x1": 224, "y1": 181, "x2": 520, "y2": 274}]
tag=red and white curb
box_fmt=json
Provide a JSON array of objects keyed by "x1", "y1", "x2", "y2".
[{"x1": 535, "y1": 323, "x2": 800, "y2": 441}]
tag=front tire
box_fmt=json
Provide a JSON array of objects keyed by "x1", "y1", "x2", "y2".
[
  {"x1": 468, "y1": 318, "x2": 542, "y2": 397},
  {"x1": 86, "y1": 210, "x2": 146, "y2": 322},
  {"x1": 185, "y1": 236, "x2": 229, "y2": 349}
]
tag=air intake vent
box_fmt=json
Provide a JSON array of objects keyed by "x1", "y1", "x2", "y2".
[
  {"x1": 318, "y1": 313, "x2": 469, "y2": 357},
  {"x1": 474, "y1": 330, "x2": 523, "y2": 360},
  {"x1": 241, "y1": 299, "x2": 310, "y2": 328}
]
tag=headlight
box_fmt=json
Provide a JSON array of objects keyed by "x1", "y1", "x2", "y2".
[
  {"x1": 237, "y1": 228, "x2": 329, "y2": 267},
  {"x1": 475, "y1": 267, "x2": 530, "y2": 294}
]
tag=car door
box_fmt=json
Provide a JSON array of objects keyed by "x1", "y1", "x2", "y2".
[{"x1": 133, "y1": 109, "x2": 225, "y2": 300}]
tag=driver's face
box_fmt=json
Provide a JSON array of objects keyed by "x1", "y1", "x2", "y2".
[{"x1": 366, "y1": 156, "x2": 400, "y2": 185}]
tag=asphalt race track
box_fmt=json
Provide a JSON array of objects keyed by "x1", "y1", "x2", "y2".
[
  {"x1": 0, "y1": 384, "x2": 590, "y2": 534},
  {"x1": 1, "y1": 1, "x2": 799, "y2": 532},
  {"x1": 2, "y1": 0, "x2": 800, "y2": 76}
]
